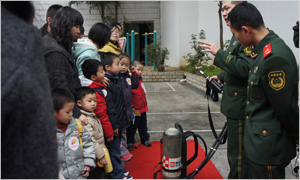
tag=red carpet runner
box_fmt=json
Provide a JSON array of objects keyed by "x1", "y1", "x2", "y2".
[{"x1": 125, "y1": 140, "x2": 223, "y2": 179}]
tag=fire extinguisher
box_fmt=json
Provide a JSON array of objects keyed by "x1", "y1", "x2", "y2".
[
  {"x1": 161, "y1": 127, "x2": 182, "y2": 179},
  {"x1": 153, "y1": 123, "x2": 208, "y2": 179}
]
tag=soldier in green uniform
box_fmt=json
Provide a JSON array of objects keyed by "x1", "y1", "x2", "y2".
[
  {"x1": 228, "y1": 2, "x2": 299, "y2": 179},
  {"x1": 200, "y1": 1, "x2": 250, "y2": 179}
]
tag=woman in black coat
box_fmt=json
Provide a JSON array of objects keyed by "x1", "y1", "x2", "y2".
[{"x1": 42, "y1": 6, "x2": 87, "y2": 123}]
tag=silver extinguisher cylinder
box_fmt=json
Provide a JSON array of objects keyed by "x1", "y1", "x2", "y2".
[{"x1": 162, "y1": 127, "x2": 182, "y2": 179}]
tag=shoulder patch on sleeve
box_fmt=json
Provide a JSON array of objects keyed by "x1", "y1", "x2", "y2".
[
  {"x1": 268, "y1": 70, "x2": 285, "y2": 91},
  {"x1": 263, "y1": 43, "x2": 272, "y2": 59},
  {"x1": 244, "y1": 45, "x2": 254, "y2": 56}
]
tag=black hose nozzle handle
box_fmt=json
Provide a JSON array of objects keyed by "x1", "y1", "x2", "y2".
[{"x1": 195, "y1": 66, "x2": 223, "y2": 93}]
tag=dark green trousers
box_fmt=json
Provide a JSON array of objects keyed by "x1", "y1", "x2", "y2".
[
  {"x1": 248, "y1": 160, "x2": 289, "y2": 179},
  {"x1": 227, "y1": 118, "x2": 248, "y2": 179}
]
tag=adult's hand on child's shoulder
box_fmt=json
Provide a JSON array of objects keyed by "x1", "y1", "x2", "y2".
[
  {"x1": 81, "y1": 166, "x2": 90, "y2": 178},
  {"x1": 106, "y1": 136, "x2": 114, "y2": 142},
  {"x1": 78, "y1": 114, "x2": 88, "y2": 125},
  {"x1": 103, "y1": 77, "x2": 110, "y2": 86}
]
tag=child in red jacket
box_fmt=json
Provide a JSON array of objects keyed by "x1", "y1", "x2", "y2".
[
  {"x1": 82, "y1": 59, "x2": 114, "y2": 143},
  {"x1": 127, "y1": 60, "x2": 151, "y2": 148}
]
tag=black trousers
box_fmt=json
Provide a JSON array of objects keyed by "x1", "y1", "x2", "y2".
[{"x1": 127, "y1": 112, "x2": 150, "y2": 144}]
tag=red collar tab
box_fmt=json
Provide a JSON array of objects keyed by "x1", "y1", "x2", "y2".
[{"x1": 263, "y1": 43, "x2": 272, "y2": 59}]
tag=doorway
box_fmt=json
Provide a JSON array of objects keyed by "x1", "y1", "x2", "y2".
[{"x1": 124, "y1": 21, "x2": 154, "y2": 64}]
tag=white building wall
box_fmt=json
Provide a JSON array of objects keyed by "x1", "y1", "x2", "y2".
[
  {"x1": 161, "y1": 1, "x2": 299, "y2": 67},
  {"x1": 160, "y1": 2, "x2": 180, "y2": 67},
  {"x1": 178, "y1": 2, "x2": 199, "y2": 67},
  {"x1": 161, "y1": 1, "x2": 199, "y2": 67},
  {"x1": 251, "y1": 1, "x2": 299, "y2": 62}
]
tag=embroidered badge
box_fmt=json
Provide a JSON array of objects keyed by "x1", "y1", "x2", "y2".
[
  {"x1": 244, "y1": 45, "x2": 254, "y2": 56},
  {"x1": 268, "y1": 70, "x2": 285, "y2": 91},
  {"x1": 126, "y1": 78, "x2": 132, "y2": 85},
  {"x1": 263, "y1": 43, "x2": 272, "y2": 59},
  {"x1": 102, "y1": 89, "x2": 107, "y2": 97},
  {"x1": 68, "y1": 136, "x2": 80, "y2": 151}
]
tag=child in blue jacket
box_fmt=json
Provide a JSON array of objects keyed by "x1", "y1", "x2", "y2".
[{"x1": 101, "y1": 52, "x2": 132, "y2": 179}]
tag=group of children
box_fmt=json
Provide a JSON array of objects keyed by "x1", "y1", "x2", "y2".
[{"x1": 53, "y1": 52, "x2": 151, "y2": 179}]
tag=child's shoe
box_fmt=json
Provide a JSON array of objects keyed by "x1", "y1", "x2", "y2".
[
  {"x1": 143, "y1": 140, "x2": 152, "y2": 147},
  {"x1": 121, "y1": 153, "x2": 132, "y2": 161},
  {"x1": 134, "y1": 142, "x2": 141, "y2": 148},
  {"x1": 127, "y1": 143, "x2": 134, "y2": 149},
  {"x1": 124, "y1": 171, "x2": 129, "y2": 176},
  {"x1": 123, "y1": 176, "x2": 133, "y2": 179}
]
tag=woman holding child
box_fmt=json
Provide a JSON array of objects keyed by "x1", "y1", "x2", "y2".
[{"x1": 72, "y1": 22, "x2": 111, "y2": 86}]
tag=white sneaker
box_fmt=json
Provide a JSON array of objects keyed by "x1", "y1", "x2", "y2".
[
  {"x1": 123, "y1": 176, "x2": 133, "y2": 179},
  {"x1": 124, "y1": 171, "x2": 129, "y2": 176}
]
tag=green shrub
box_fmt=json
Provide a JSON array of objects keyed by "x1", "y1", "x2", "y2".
[
  {"x1": 183, "y1": 30, "x2": 212, "y2": 66},
  {"x1": 180, "y1": 64, "x2": 221, "y2": 77}
]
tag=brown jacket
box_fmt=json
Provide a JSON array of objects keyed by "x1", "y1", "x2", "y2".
[{"x1": 80, "y1": 109, "x2": 105, "y2": 160}]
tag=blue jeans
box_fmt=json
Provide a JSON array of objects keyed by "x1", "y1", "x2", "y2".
[
  {"x1": 127, "y1": 112, "x2": 150, "y2": 144},
  {"x1": 106, "y1": 133, "x2": 125, "y2": 179}
]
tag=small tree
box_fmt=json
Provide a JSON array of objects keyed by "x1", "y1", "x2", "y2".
[
  {"x1": 68, "y1": 1, "x2": 121, "y2": 24},
  {"x1": 145, "y1": 42, "x2": 170, "y2": 72},
  {"x1": 183, "y1": 29, "x2": 212, "y2": 66},
  {"x1": 223, "y1": 39, "x2": 231, "y2": 51}
]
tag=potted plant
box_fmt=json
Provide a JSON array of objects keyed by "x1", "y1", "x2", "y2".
[{"x1": 145, "y1": 42, "x2": 170, "y2": 72}]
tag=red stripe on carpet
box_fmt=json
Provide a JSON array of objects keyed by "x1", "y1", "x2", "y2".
[{"x1": 125, "y1": 140, "x2": 223, "y2": 179}]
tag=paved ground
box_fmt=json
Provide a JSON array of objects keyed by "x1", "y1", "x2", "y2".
[{"x1": 138, "y1": 81, "x2": 298, "y2": 179}]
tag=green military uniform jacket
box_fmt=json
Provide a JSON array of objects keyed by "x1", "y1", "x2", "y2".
[
  {"x1": 214, "y1": 35, "x2": 252, "y2": 119},
  {"x1": 245, "y1": 30, "x2": 299, "y2": 165}
]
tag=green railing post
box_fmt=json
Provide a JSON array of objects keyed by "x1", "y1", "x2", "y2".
[
  {"x1": 131, "y1": 30, "x2": 135, "y2": 61},
  {"x1": 126, "y1": 33, "x2": 130, "y2": 55},
  {"x1": 144, "y1": 32, "x2": 148, "y2": 66},
  {"x1": 153, "y1": 31, "x2": 157, "y2": 70}
]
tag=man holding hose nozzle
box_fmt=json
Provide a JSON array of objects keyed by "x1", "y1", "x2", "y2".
[{"x1": 200, "y1": 1, "x2": 252, "y2": 179}]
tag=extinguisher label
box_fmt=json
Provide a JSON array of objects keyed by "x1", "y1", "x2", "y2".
[{"x1": 162, "y1": 156, "x2": 181, "y2": 170}]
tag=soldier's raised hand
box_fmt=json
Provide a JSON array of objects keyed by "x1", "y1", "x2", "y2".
[{"x1": 200, "y1": 41, "x2": 220, "y2": 56}]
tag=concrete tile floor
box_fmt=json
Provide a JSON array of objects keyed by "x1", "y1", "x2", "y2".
[{"x1": 137, "y1": 81, "x2": 298, "y2": 179}]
